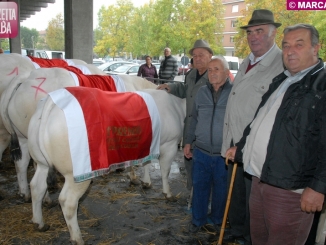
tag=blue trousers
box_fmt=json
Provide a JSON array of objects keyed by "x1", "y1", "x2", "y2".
[{"x1": 191, "y1": 148, "x2": 228, "y2": 227}]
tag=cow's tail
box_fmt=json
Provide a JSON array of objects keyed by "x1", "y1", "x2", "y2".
[{"x1": 4, "y1": 83, "x2": 23, "y2": 161}]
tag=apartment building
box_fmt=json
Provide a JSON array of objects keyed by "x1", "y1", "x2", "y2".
[{"x1": 222, "y1": 0, "x2": 246, "y2": 56}]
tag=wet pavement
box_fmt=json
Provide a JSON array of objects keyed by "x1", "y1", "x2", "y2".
[{"x1": 0, "y1": 149, "x2": 236, "y2": 245}]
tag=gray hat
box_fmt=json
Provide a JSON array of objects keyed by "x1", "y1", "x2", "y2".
[
  {"x1": 189, "y1": 40, "x2": 213, "y2": 56},
  {"x1": 240, "y1": 9, "x2": 281, "y2": 29}
]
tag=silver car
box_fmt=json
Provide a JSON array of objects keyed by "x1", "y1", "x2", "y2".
[
  {"x1": 98, "y1": 61, "x2": 134, "y2": 74},
  {"x1": 107, "y1": 64, "x2": 140, "y2": 76}
]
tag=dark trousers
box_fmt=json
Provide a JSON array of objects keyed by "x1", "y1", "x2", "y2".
[{"x1": 227, "y1": 162, "x2": 252, "y2": 243}]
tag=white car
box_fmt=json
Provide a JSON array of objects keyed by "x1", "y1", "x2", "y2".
[
  {"x1": 107, "y1": 64, "x2": 140, "y2": 76},
  {"x1": 98, "y1": 61, "x2": 134, "y2": 74},
  {"x1": 92, "y1": 59, "x2": 105, "y2": 66}
]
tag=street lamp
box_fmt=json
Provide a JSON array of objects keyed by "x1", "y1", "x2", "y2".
[{"x1": 31, "y1": 36, "x2": 34, "y2": 49}]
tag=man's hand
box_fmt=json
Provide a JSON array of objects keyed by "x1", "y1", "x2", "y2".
[
  {"x1": 300, "y1": 187, "x2": 325, "y2": 213},
  {"x1": 157, "y1": 83, "x2": 170, "y2": 92},
  {"x1": 183, "y1": 144, "x2": 192, "y2": 159},
  {"x1": 225, "y1": 146, "x2": 237, "y2": 163}
]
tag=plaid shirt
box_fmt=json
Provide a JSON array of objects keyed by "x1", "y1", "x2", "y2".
[{"x1": 137, "y1": 63, "x2": 158, "y2": 83}]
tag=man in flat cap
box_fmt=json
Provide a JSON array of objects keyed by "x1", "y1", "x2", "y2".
[
  {"x1": 157, "y1": 39, "x2": 213, "y2": 203},
  {"x1": 221, "y1": 9, "x2": 284, "y2": 245}
]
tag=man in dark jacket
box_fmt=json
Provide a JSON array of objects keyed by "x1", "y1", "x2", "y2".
[
  {"x1": 226, "y1": 24, "x2": 326, "y2": 244},
  {"x1": 158, "y1": 47, "x2": 178, "y2": 83}
]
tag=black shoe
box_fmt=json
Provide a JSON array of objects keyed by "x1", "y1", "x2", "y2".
[
  {"x1": 214, "y1": 224, "x2": 222, "y2": 233},
  {"x1": 188, "y1": 223, "x2": 201, "y2": 233},
  {"x1": 223, "y1": 234, "x2": 245, "y2": 244}
]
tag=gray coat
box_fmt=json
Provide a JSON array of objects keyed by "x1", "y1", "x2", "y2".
[
  {"x1": 168, "y1": 68, "x2": 209, "y2": 146},
  {"x1": 185, "y1": 81, "x2": 232, "y2": 155},
  {"x1": 221, "y1": 44, "x2": 284, "y2": 157}
]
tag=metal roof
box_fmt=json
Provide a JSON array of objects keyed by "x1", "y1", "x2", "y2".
[{"x1": 19, "y1": 0, "x2": 56, "y2": 21}]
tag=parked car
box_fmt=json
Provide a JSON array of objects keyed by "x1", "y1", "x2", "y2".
[
  {"x1": 152, "y1": 62, "x2": 160, "y2": 73},
  {"x1": 178, "y1": 65, "x2": 190, "y2": 75},
  {"x1": 92, "y1": 59, "x2": 105, "y2": 67},
  {"x1": 98, "y1": 61, "x2": 134, "y2": 74},
  {"x1": 107, "y1": 63, "x2": 140, "y2": 76}
]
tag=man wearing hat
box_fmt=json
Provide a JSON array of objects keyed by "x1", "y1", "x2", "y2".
[
  {"x1": 157, "y1": 39, "x2": 213, "y2": 197},
  {"x1": 221, "y1": 9, "x2": 284, "y2": 245}
]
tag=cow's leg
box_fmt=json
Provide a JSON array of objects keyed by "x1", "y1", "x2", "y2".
[
  {"x1": 128, "y1": 167, "x2": 141, "y2": 186},
  {"x1": 0, "y1": 128, "x2": 10, "y2": 161},
  {"x1": 159, "y1": 142, "x2": 178, "y2": 200},
  {"x1": 15, "y1": 137, "x2": 31, "y2": 202},
  {"x1": 30, "y1": 161, "x2": 49, "y2": 231},
  {"x1": 141, "y1": 163, "x2": 152, "y2": 189},
  {"x1": 59, "y1": 175, "x2": 90, "y2": 245}
]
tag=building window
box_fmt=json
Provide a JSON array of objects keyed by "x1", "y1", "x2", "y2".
[
  {"x1": 232, "y1": 5, "x2": 239, "y2": 12},
  {"x1": 230, "y1": 36, "x2": 235, "y2": 43},
  {"x1": 231, "y1": 20, "x2": 237, "y2": 28}
]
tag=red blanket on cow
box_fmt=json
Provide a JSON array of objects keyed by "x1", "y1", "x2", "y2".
[
  {"x1": 48, "y1": 87, "x2": 161, "y2": 182},
  {"x1": 27, "y1": 56, "x2": 68, "y2": 68},
  {"x1": 73, "y1": 73, "x2": 117, "y2": 92}
]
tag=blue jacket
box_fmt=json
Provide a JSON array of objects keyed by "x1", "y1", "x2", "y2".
[{"x1": 185, "y1": 79, "x2": 232, "y2": 155}]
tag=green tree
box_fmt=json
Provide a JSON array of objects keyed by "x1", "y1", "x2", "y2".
[
  {"x1": 94, "y1": 0, "x2": 134, "y2": 59},
  {"x1": 312, "y1": 11, "x2": 326, "y2": 60},
  {"x1": 0, "y1": 39, "x2": 9, "y2": 50},
  {"x1": 46, "y1": 13, "x2": 64, "y2": 50},
  {"x1": 183, "y1": 0, "x2": 225, "y2": 55},
  {"x1": 234, "y1": 0, "x2": 314, "y2": 58},
  {"x1": 20, "y1": 26, "x2": 39, "y2": 49}
]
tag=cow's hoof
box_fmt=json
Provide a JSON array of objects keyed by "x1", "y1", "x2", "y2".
[
  {"x1": 141, "y1": 181, "x2": 152, "y2": 189},
  {"x1": 34, "y1": 223, "x2": 50, "y2": 232},
  {"x1": 163, "y1": 193, "x2": 177, "y2": 202},
  {"x1": 43, "y1": 200, "x2": 58, "y2": 209},
  {"x1": 129, "y1": 179, "x2": 141, "y2": 186},
  {"x1": 17, "y1": 193, "x2": 31, "y2": 203}
]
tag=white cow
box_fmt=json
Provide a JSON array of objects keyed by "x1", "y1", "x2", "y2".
[
  {"x1": 28, "y1": 88, "x2": 185, "y2": 245},
  {"x1": 0, "y1": 54, "x2": 100, "y2": 163},
  {"x1": 0, "y1": 67, "x2": 158, "y2": 202}
]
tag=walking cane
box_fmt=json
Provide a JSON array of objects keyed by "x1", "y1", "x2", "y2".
[{"x1": 217, "y1": 155, "x2": 237, "y2": 245}]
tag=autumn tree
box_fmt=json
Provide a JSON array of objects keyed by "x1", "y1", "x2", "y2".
[
  {"x1": 0, "y1": 39, "x2": 10, "y2": 51},
  {"x1": 183, "y1": 0, "x2": 225, "y2": 55},
  {"x1": 312, "y1": 11, "x2": 326, "y2": 60},
  {"x1": 20, "y1": 26, "x2": 39, "y2": 49},
  {"x1": 234, "y1": 0, "x2": 314, "y2": 58},
  {"x1": 94, "y1": 0, "x2": 135, "y2": 59},
  {"x1": 46, "y1": 13, "x2": 64, "y2": 51},
  {"x1": 125, "y1": 3, "x2": 156, "y2": 59}
]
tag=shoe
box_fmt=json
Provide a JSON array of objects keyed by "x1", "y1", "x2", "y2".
[
  {"x1": 223, "y1": 234, "x2": 245, "y2": 244},
  {"x1": 188, "y1": 223, "x2": 201, "y2": 233},
  {"x1": 214, "y1": 224, "x2": 222, "y2": 233}
]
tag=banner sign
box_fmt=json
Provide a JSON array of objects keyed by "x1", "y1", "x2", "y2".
[
  {"x1": 0, "y1": 2, "x2": 18, "y2": 38},
  {"x1": 287, "y1": 0, "x2": 326, "y2": 10}
]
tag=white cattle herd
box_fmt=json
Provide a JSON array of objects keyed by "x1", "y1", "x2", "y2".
[{"x1": 0, "y1": 53, "x2": 186, "y2": 245}]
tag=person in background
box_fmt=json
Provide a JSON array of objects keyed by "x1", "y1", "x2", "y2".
[
  {"x1": 158, "y1": 47, "x2": 178, "y2": 83},
  {"x1": 221, "y1": 9, "x2": 284, "y2": 245},
  {"x1": 226, "y1": 23, "x2": 326, "y2": 245},
  {"x1": 137, "y1": 55, "x2": 158, "y2": 83},
  {"x1": 184, "y1": 56, "x2": 232, "y2": 233},
  {"x1": 157, "y1": 40, "x2": 213, "y2": 193}
]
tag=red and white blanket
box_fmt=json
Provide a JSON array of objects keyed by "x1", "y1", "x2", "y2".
[
  {"x1": 48, "y1": 87, "x2": 161, "y2": 182},
  {"x1": 27, "y1": 55, "x2": 69, "y2": 68},
  {"x1": 68, "y1": 72, "x2": 118, "y2": 92}
]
